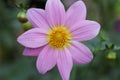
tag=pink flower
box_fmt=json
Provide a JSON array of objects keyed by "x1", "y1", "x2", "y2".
[{"x1": 17, "y1": 0, "x2": 100, "y2": 80}]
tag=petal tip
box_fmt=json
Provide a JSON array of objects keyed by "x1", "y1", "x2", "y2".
[
  {"x1": 17, "y1": 36, "x2": 22, "y2": 45},
  {"x1": 86, "y1": 53, "x2": 94, "y2": 64},
  {"x1": 93, "y1": 21, "x2": 101, "y2": 35},
  {"x1": 26, "y1": 8, "x2": 39, "y2": 19},
  {"x1": 89, "y1": 54, "x2": 94, "y2": 62},
  {"x1": 36, "y1": 61, "x2": 46, "y2": 74}
]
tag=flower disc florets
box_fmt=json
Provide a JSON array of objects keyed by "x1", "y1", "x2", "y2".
[{"x1": 47, "y1": 26, "x2": 72, "y2": 49}]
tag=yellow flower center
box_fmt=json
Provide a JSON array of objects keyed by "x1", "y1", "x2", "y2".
[{"x1": 47, "y1": 26, "x2": 72, "y2": 49}]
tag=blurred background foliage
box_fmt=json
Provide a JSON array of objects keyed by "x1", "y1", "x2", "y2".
[{"x1": 0, "y1": 0, "x2": 120, "y2": 80}]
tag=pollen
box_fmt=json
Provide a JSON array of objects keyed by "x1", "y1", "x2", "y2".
[{"x1": 47, "y1": 26, "x2": 72, "y2": 49}]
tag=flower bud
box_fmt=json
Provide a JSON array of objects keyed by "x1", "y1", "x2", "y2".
[
  {"x1": 22, "y1": 21, "x2": 32, "y2": 31},
  {"x1": 107, "y1": 51, "x2": 116, "y2": 60},
  {"x1": 17, "y1": 11, "x2": 28, "y2": 23}
]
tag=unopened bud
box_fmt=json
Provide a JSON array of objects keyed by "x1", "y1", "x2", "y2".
[
  {"x1": 22, "y1": 21, "x2": 32, "y2": 31},
  {"x1": 17, "y1": 11, "x2": 28, "y2": 23},
  {"x1": 107, "y1": 51, "x2": 116, "y2": 60}
]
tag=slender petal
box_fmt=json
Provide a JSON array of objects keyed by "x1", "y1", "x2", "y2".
[
  {"x1": 65, "y1": 1, "x2": 86, "y2": 28},
  {"x1": 36, "y1": 45, "x2": 58, "y2": 74},
  {"x1": 26, "y1": 8, "x2": 50, "y2": 29},
  {"x1": 69, "y1": 41, "x2": 93, "y2": 64},
  {"x1": 71, "y1": 20, "x2": 100, "y2": 41},
  {"x1": 45, "y1": 0, "x2": 65, "y2": 27},
  {"x1": 57, "y1": 48, "x2": 73, "y2": 80},
  {"x1": 23, "y1": 46, "x2": 44, "y2": 56},
  {"x1": 17, "y1": 28, "x2": 48, "y2": 48}
]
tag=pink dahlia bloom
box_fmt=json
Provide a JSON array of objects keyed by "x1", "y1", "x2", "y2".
[{"x1": 17, "y1": 0, "x2": 100, "y2": 80}]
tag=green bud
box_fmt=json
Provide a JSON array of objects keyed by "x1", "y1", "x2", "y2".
[
  {"x1": 107, "y1": 51, "x2": 116, "y2": 60},
  {"x1": 22, "y1": 21, "x2": 32, "y2": 31},
  {"x1": 17, "y1": 11, "x2": 28, "y2": 23}
]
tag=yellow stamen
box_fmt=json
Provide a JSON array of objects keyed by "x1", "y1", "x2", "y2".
[{"x1": 47, "y1": 26, "x2": 72, "y2": 49}]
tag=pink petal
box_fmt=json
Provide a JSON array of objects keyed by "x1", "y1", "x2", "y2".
[
  {"x1": 65, "y1": 1, "x2": 86, "y2": 28},
  {"x1": 17, "y1": 28, "x2": 48, "y2": 48},
  {"x1": 26, "y1": 8, "x2": 50, "y2": 29},
  {"x1": 23, "y1": 46, "x2": 44, "y2": 56},
  {"x1": 72, "y1": 20, "x2": 100, "y2": 41},
  {"x1": 36, "y1": 45, "x2": 58, "y2": 74},
  {"x1": 69, "y1": 41, "x2": 93, "y2": 64},
  {"x1": 45, "y1": 0, "x2": 65, "y2": 27},
  {"x1": 57, "y1": 48, "x2": 73, "y2": 80}
]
